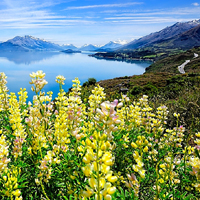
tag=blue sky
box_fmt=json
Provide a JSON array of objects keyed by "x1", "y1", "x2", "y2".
[{"x1": 0, "y1": 0, "x2": 200, "y2": 46}]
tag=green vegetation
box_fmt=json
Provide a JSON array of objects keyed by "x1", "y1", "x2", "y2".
[
  {"x1": 146, "y1": 47, "x2": 200, "y2": 73},
  {"x1": 92, "y1": 45, "x2": 189, "y2": 62},
  {"x1": 84, "y1": 72, "x2": 200, "y2": 132},
  {"x1": 0, "y1": 70, "x2": 200, "y2": 200},
  {"x1": 82, "y1": 78, "x2": 97, "y2": 87}
]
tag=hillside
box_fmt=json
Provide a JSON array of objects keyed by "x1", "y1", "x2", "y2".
[
  {"x1": 80, "y1": 71, "x2": 200, "y2": 130},
  {"x1": 0, "y1": 35, "x2": 63, "y2": 51},
  {"x1": 149, "y1": 24, "x2": 200, "y2": 51},
  {"x1": 82, "y1": 46, "x2": 200, "y2": 131},
  {"x1": 145, "y1": 46, "x2": 200, "y2": 73},
  {"x1": 0, "y1": 42, "x2": 29, "y2": 52},
  {"x1": 119, "y1": 19, "x2": 200, "y2": 50},
  {"x1": 92, "y1": 19, "x2": 200, "y2": 61}
]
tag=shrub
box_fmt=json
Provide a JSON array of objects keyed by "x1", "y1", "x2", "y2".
[{"x1": 88, "y1": 77, "x2": 97, "y2": 85}]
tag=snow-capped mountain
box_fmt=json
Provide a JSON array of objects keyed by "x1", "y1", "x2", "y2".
[
  {"x1": 0, "y1": 42, "x2": 29, "y2": 52},
  {"x1": 1, "y1": 19, "x2": 200, "y2": 53},
  {"x1": 100, "y1": 40, "x2": 128, "y2": 50},
  {"x1": 62, "y1": 44, "x2": 78, "y2": 50},
  {"x1": 151, "y1": 24, "x2": 200, "y2": 50},
  {"x1": 79, "y1": 44, "x2": 99, "y2": 51},
  {"x1": 3, "y1": 35, "x2": 63, "y2": 51},
  {"x1": 120, "y1": 19, "x2": 200, "y2": 50}
]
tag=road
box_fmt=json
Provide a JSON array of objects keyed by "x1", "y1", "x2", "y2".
[
  {"x1": 178, "y1": 60, "x2": 190, "y2": 74},
  {"x1": 178, "y1": 53, "x2": 199, "y2": 74}
]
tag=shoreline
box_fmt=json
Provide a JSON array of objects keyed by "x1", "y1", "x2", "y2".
[{"x1": 89, "y1": 54, "x2": 154, "y2": 62}]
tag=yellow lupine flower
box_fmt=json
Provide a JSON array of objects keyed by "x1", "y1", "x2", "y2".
[
  {"x1": 99, "y1": 177, "x2": 106, "y2": 189},
  {"x1": 159, "y1": 178, "x2": 164, "y2": 184},
  {"x1": 196, "y1": 132, "x2": 200, "y2": 137},
  {"x1": 133, "y1": 165, "x2": 139, "y2": 172},
  {"x1": 82, "y1": 165, "x2": 93, "y2": 177},
  {"x1": 107, "y1": 176, "x2": 117, "y2": 183},
  {"x1": 160, "y1": 164, "x2": 166, "y2": 169},
  {"x1": 15, "y1": 197, "x2": 22, "y2": 200},
  {"x1": 143, "y1": 146, "x2": 148, "y2": 152},
  {"x1": 101, "y1": 164, "x2": 110, "y2": 174},
  {"x1": 138, "y1": 169, "x2": 145, "y2": 178},
  {"x1": 102, "y1": 152, "x2": 112, "y2": 162},
  {"x1": 89, "y1": 177, "x2": 97, "y2": 189},
  {"x1": 12, "y1": 189, "x2": 21, "y2": 197},
  {"x1": 137, "y1": 161, "x2": 144, "y2": 168},
  {"x1": 131, "y1": 142, "x2": 137, "y2": 148},
  {"x1": 82, "y1": 186, "x2": 94, "y2": 198},
  {"x1": 107, "y1": 186, "x2": 116, "y2": 195},
  {"x1": 104, "y1": 194, "x2": 112, "y2": 200},
  {"x1": 133, "y1": 151, "x2": 139, "y2": 159},
  {"x1": 104, "y1": 159, "x2": 113, "y2": 166}
]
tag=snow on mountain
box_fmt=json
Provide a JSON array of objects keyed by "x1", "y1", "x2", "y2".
[
  {"x1": 6, "y1": 35, "x2": 62, "y2": 51},
  {"x1": 152, "y1": 24, "x2": 200, "y2": 50},
  {"x1": 79, "y1": 44, "x2": 99, "y2": 51},
  {"x1": 120, "y1": 19, "x2": 200, "y2": 50},
  {"x1": 62, "y1": 44, "x2": 78, "y2": 50},
  {"x1": 0, "y1": 42, "x2": 28, "y2": 52},
  {"x1": 100, "y1": 40, "x2": 128, "y2": 50},
  {"x1": 114, "y1": 39, "x2": 128, "y2": 45}
]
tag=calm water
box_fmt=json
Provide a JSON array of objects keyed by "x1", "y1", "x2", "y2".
[{"x1": 0, "y1": 51, "x2": 152, "y2": 102}]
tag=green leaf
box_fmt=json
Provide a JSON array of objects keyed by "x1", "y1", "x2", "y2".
[{"x1": 184, "y1": 194, "x2": 195, "y2": 200}]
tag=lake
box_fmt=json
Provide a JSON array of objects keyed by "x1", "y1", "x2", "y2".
[{"x1": 0, "y1": 51, "x2": 152, "y2": 102}]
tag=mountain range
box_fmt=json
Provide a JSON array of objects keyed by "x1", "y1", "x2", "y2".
[
  {"x1": 0, "y1": 36, "x2": 128, "y2": 52},
  {"x1": 0, "y1": 19, "x2": 200, "y2": 53},
  {"x1": 149, "y1": 24, "x2": 200, "y2": 50},
  {"x1": 0, "y1": 35, "x2": 63, "y2": 52},
  {"x1": 118, "y1": 19, "x2": 200, "y2": 51}
]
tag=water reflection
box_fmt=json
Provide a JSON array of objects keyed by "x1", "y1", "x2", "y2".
[
  {"x1": 93, "y1": 56, "x2": 152, "y2": 66},
  {"x1": 0, "y1": 52, "x2": 152, "y2": 102},
  {"x1": 0, "y1": 51, "x2": 61, "y2": 65}
]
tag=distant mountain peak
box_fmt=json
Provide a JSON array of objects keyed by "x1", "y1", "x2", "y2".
[
  {"x1": 189, "y1": 19, "x2": 200, "y2": 24},
  {"x1": 98, "y1": 40, "x2": 128, "y2": 51},
  {"x1": 79, "y1": 44, "x2": 99, "y2": 51},
  {"x1": 62, "y1": 44, "x2": 78, "y2": 50},
  {"x1": 4, "y1": 35, "x2": 63, "y2": 51},
  {"x1": 113, "y1": 39, "x2": 128, "y2": 45},
  {"x1": 119, "y1": 19, "x2": 200, "y2": 50}
]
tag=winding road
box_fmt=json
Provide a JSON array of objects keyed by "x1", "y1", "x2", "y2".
[{"x1": 178, "y1": 53, "x2": 199, "y2": 74}]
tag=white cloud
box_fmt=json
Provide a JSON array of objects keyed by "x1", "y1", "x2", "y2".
[
  {"x1": 110, "y1": 7, "x2": 200, "y2": 17},
  {"x1": 192, "y1": 2, "x2": 199, "y2": 6},
  {"x1": 106, "y1": 17, "x2": 194, "y2": 25},
  {"x1": 0, "y1": 0, "x2": 94, "y2": 29},
  {"x1": 65, "y1": 2, "x2": 143, "y2": 10}
]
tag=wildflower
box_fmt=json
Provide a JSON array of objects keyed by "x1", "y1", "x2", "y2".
[
  {"x1": 55, "y1": 75, "x2": 66, "y2": 85},
  {"x1": 30, "y1": 70, "x2": 48, "y2": 94}
]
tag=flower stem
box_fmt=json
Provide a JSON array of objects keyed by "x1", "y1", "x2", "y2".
[{"x1": 96, "y1": 133, "x2": 100, "y2": 200}]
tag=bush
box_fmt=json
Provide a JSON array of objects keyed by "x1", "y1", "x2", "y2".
[
  {"x1": 82, "y1": 78, "x2": 97, "y2": 87},
  {"x1": 130, "y1": 85, "x2": 143, "y2": 95},
  {"x1": 88, "y1": 77, "x2": 97, "y2": 85}
]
